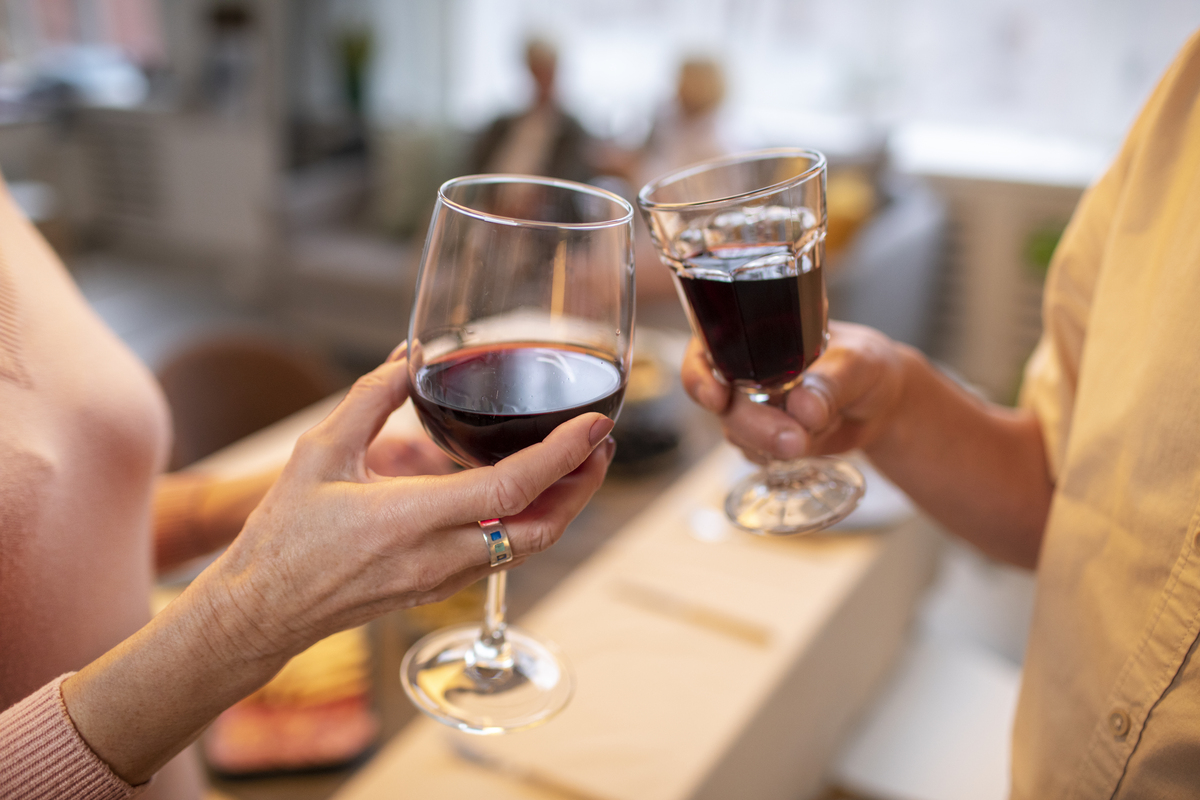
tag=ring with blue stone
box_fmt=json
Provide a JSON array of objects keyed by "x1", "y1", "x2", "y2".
[{"x1": 479, "y1": 518, "x2": 513, "y2": 567}]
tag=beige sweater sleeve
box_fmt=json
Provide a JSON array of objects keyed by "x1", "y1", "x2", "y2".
[{"x1": 0, "y1": 675, "x2": 145, "y2": 799}]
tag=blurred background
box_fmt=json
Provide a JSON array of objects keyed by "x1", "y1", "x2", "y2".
[
  {"x1": 3, "y1": 2, "x2": 1200, "y2": 798},
  {"x1": 2, "y1": 0, "x2": 1196, "y2": 398}
]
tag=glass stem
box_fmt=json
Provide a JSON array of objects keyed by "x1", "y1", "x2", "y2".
[
  {"x1": 761, "y1": 389, "x2": 799, "y2": 490},
  {"x1": 471, "y1": 572, "x2": 514, "y2": 672}
]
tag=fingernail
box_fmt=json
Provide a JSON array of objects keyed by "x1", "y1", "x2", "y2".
[
  {"x1": 774, "y1": 429, "x2": 803, "y2": 460},
  {"x1": 604, "y1": 435, "x2": 617, "y2": 460},
  {"x1": 386, "y1": 340, "x2": 409, "y2": 363},
  {"x1": 589, "y1": 416, "x2": 616, "y2": 446},
  {"x1": 798, "y1": 375, "x2": 833, "y2": 427}
]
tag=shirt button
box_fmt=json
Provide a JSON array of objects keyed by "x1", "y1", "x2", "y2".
[{"x1": 1109, "y1": 708, "x2": 1131, "y2": 738}]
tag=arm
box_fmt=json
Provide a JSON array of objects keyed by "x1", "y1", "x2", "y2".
[
  {"x1": 60, "y1": 353, "x2": 616, "y2": 786},
  {"x1": 682, "y1": 322, "x2": 1053, "y2": 568},
  {"x1": 153, "y1": 468, "x2": 280, "y2": 573}
]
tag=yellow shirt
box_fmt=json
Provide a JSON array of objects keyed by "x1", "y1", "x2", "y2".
[{"x1": 1016, "y1": 28, "x2": 1200, "y2": 799}]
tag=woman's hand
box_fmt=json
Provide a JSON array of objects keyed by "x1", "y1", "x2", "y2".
[
  {"x1": 64, "y1": 349, "x2": 615, "y2": 785},
  {"x1": 680, "y1": 321, "x2": 910, "y2": 463},
  {"x1": 204, "y1": 351, "x2": 616, "y2": 663}
]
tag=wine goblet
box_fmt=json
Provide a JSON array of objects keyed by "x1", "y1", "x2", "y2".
[
  {"x1": 400, "y1": 174, "x2": 634, "y2": 733},
  {"x1": 638, "y1": 148, "x2": 864, "y2": 535}
]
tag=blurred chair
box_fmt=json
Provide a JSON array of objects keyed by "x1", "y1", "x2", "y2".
[
  {"x1": 831, "y1": 635, "x2": 1020, "y2": 800},
  {"x1": 829, "y1": 539, "x2": 1034, "y2": 800},
  {"x1": 157, "y1": 334, "x2": 345, "y2": 470},
  {"x1": 826, "y1": 176, "x2": 947, "y2": 353}
]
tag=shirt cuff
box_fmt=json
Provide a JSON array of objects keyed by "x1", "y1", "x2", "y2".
[{"x1": 0, "y1": 674, "x2": 147, "y2": 799}]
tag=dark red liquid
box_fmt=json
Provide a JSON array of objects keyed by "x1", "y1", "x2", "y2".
[
  {"x1": 677, "y1": 247, "x2": 826, "y2": 392},
  {"x1": 410, "y1": 343, "x2": 626, "y2": 468}
]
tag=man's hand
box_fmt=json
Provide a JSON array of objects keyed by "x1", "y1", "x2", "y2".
[
  {"x1": 679, "y1": 320, "x2": 1052, "y2": 569},
  {"x1": 680, "y1": 321, "x2": 910, "y2": 463}
]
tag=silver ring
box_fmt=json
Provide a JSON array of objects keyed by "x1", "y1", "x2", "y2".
[{"x1": 479, "y1": 519, "x2": 513, "y2": 567}]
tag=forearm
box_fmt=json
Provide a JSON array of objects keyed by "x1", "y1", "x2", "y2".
[
  {"x1": 154, "y1": 467, "x2": 281, "y2": 573},
  {"x1": 61, "y1": 566, "x2": 290, "y2": 785},
  {"x1": 865, "y1": 346, "x2": 1053, "y2": 568}
]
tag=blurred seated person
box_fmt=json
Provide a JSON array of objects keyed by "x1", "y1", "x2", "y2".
[
  {"x1": 633, "y1": 57, "x2": 730, "y2": 308},
  {"x1": 640, "y1": 57, "x2": 728, "y2": 185},
  {"x1": 0, "y1": 172, "x2": 615, "y2": 799},
  {"x1": 467, "y1": 37, "x2": 593, "y2": 186}
]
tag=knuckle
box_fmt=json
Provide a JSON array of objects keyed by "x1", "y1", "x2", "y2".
[
  {"x1": 490, "y1": 471, "x2": 534, "y2": 516},
  {"x1": 521, "y1": 520, "x2": 560, "y2": 555},
  {"x1": 350, "y1": 369, "x2": 391, "y2": 398},
  {"x1": 293, "y1": 427, "x2": 332, "y2": 462},
  {"x1": 296, "y1": 426, "x2": 352, "y2": 468},
  {"x1": 405, "y1": 560, "x2": 444, "y2": 594}
]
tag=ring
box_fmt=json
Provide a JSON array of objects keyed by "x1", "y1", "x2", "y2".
[{"x1": 479, "y1": 519, "x2": 513, "y2": 567}]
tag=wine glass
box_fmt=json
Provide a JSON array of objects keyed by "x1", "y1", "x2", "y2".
[
  {"x1": 637, "y1": 148, "x2": 864, "y2": 535},
  {"x1": 400, "y1": 174, "x2": 634, "y2": 734}
]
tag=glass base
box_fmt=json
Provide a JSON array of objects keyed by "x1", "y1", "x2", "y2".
[
  {"x1": 400, "y1": 623, "x2": 573, "y2": 735},
  {"x1": 725, "y1": 456, "x2": 866, "y2": 536}
]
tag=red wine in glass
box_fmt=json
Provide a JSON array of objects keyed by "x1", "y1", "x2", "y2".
[
  {"x1": 675, "y1": 242, "x2": 827, "y2": 395},
  {"x1": 411, "y1": 342, "x2": 627, "y2": 468}
]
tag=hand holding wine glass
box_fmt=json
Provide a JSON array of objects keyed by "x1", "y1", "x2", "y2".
[
  {"x1": 681, "y1": 320, "x2": 911, "y2": 461},
  {"x1": 402, "y1": 174, "x2": 634, "y2": 734},
  {"x1": 638, "y1": 148, "x2": 864, "y2": 535}
]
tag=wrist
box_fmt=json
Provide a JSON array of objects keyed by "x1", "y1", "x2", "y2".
[{"x1": 186, "y1": 552, "x2": 302, "y2": 675}]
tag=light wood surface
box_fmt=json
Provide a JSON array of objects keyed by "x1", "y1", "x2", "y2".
[{"x1": 331, "y1": 445, "x2": 939, "y2": 800}]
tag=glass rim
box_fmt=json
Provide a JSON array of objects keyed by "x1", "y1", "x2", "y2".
[
  {"x1": 437, "y1": 174, "x2": 634, "y2": 230},
  {"x1": 637, "y1": 147, "x2": 827, "y2": 212}
]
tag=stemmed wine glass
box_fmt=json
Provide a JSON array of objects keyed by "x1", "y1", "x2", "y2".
[
  {"x1": 400, "y1": 175, "x2": 634, "y2": 733},
  {"x1": 638, "y1": 148, "x2": 864, "y2": 535}
]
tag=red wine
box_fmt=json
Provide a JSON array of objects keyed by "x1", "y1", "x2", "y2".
[
  {"x1": 675, "y1": 243, "x2": 826, "y2": 393},
  {"x1": 410, "y1": 343, "x2": 626, "y2": 468}
]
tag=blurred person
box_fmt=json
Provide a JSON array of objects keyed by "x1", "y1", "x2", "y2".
[
  {"x1": 467, "y1": 37, "x2": 593, "y2": 186},
  {"x1": 0, "y1": 173, "x2": 615, "y2": 798},
  {"x1": 681, "y1": 29, "x2": 1200, "y2": 797},
  {"x1": 641, "y1": 57, "x2": 728, "y2": 184},
  {"x1": 628, "y1": 57, "x2": 730, "y2": 309}
]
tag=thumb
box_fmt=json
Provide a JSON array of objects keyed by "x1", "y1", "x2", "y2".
[
  {"x1": 307, "y1": 358, "x2": 412, "y2": 473},
  {"x1": 788, "y1": 371, "x2": 838, "y2": 435}
]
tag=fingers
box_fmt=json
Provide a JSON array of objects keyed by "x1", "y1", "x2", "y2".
[
  {"x1": 386, "y1": 340, "x2": 409, "y2": 363},
  {"x1": 719, "y1": 392, "x2": 808, "y2": 461},
  {"x1": 784, "y1": 323, "x2": 905, "y2": 433},
  {"x1": 681, "y1": 336, "x2": 731, "y2": 414},
  {"x1": 403, "y1": 412, "x2": 614, "y2": 529},
  {"x1": 682, "y1": 323, "x2": 906, "y2": 461},
  {"x1": 503, "y1": 436, "x2": 615, "y2": 556},
  {"x1": 304, "y1": 358, "x2": 411, "y2": 475},
  {"x1": 379, "y1": 437, "x2": 613, "y2": 589},
  {"x1": 682, "y1": 332, "x2": 810, "y2": 461}
]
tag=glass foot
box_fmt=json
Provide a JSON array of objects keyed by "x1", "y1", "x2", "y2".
[
  {"x1": 400, "y1": 623, "x2": 573, "y2": 735},
  {"x1": 725, "y1": 456, "x2": 866, "y2": 536}
]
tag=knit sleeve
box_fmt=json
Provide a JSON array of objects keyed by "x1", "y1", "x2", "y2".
[{"x1": 0, "y1": 674, "x2": 147, "y2": 799}]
